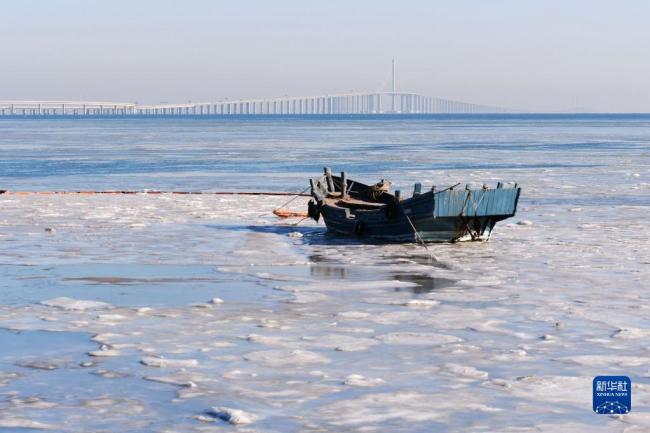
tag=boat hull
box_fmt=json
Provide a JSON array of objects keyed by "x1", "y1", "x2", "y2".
[
  {"x1": 318, "y1": 186, "x2": 520, "y2": 243},
  {"x1": 321, "y1": 210, "x2": 498, "y2": 242}
]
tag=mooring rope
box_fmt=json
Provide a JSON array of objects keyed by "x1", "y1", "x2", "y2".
[
  {"x1": 291, "y1": 216, "x2": 310, "y2": 226},
  {"x1": 274, "y1": 185, "x2": 312, "y2": 209},
  {"x1": 404, "y1": 213, "x2": 439, "y2": 263}
]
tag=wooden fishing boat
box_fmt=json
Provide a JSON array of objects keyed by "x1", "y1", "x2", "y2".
[{"x1": 307, "y1": 168, "x2": 521, "y2": 243}]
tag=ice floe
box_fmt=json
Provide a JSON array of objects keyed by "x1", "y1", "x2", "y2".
[
  {"x1": 140, "y1": 357, "x2": 199, "y2": 368},
  {"x1": 206, "y1": 407, "x2": 256, "y2": 425},
  {"x1": 375, "y1": 332, "x2": 462, "y2": 346},
  {"x1": 1, "y1": 170, "x2": 649, "y2": 432},
  {"x1": 0, "y1": 417, "x2": 59, "y2": 430},
  {"x1": 243, "y1": 349, "x2": 330, "y2": 367},
  {"x1": 343, "y1": 374, "x2": 385, "y2": 387},
  {"x1": 41, "y1": 297, "x2": 112, "y2": 310}
]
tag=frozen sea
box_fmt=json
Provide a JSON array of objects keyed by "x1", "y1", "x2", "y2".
[{"x1": 0, "y1": 115, "x2": 649, "y2": 432}]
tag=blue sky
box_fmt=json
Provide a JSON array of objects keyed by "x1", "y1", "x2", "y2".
[{"x1": 1, "y1": 0, "x2": 648, "y2": 111}]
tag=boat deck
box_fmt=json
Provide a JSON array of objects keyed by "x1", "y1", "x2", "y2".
[{"x1": 331, "y1": 197, "x2": 386, "y2": 210}]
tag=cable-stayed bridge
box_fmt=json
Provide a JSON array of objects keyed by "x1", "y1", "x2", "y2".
[
  {"x1": 0, "y1": 92, "x2": 515, "y2": 117},
  {"x1": 0, "y1": 61, "x2": 520, "y2": 117}
]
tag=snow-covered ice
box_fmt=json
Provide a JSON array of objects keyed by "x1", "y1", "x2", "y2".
[{"x1": 0, "y1": 117, "x2": 649, "y2": 432}]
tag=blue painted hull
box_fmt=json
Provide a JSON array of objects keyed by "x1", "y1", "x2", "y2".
[
  {"x1": 310, "y1": 174, "x2": 520, "y2": 243},
  {"x1": 322, "y1": 211, "x2": 498, "y2": 243}
]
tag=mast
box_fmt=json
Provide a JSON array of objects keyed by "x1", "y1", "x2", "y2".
[{"x1": 391, "y1": 58, "x2": 396, "y2": 112}]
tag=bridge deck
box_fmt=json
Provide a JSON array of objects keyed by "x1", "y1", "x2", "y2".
[{"x1": 0, "y1": 92, "x2": 514, "y2": 116}]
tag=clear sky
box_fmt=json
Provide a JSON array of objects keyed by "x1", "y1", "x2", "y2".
[{"x1": 1, "y1": 0, "x2": 648, "y2": 112}]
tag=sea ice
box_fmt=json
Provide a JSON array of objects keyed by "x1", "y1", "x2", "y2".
[
  {"x1": 439, "y1": 363, "x2": 489, "y2": 380},
  {"x1": 611, "y1": 327, "x2": 650, "y2": 339},
  {"x1": 87, "y1": 348, "x2": 121, "y2": 357},
  {"x1": 0, "y1": 417, "x2": 59, "y2": 430},
  {"x1": 375, "y1": 332, "x2": 462, "y2": 346},
  {"x1": 243, "y1": 349, "x2": 330, "y2": 367},
  {"x1": 91, "y1": 369, "x2": 130, "y2": 379},
  {"x1": 337, "y1": 311, "x2": 370, "y2": 319},
  {"x1": 343, "y1": 374, "x2": 385, "y2": 387},
  {"x1": 15, "y1": 360, "x2": 59, "y2": 370},
  {"x1": 556, "y1": 355, "x2": 650, "y2": 367},
  {"x1": 318, "y1": 391, "x2": 499, "y2": 426},
  {"x1": 0, "y1": 371, "x2": 21, "y2": 386},
  {"x1": 41, "y1": 297, "x2": 112, "y2": 310},
  {"x1": 402, "y1": 299, "x2": 440, "y2": 308},
  {"x1": 206, "y1": 406, "x2": 256, "y2": 425},
  {"x1": 313, "y1": 334, "x2": 379, "y2": 352},
  {"x1": 502, "y1": 375, "x2": 591, "y2": 406},
  {"x1": 1, "y1": 146, "x2": 649, "y2": 433},
  {"x1": 140, "y1": 357, "x2": 199, "y2": 368}
]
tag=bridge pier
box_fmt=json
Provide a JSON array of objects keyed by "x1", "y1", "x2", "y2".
[{"x1": 0, "y1": 94, "x2": 511, "y2": 117}]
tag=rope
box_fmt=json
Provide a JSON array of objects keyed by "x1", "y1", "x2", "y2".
[
  {"x1": 459, "y1": 189, "x2": 472, "y2": 217},
  {"x1": 368, "y1": 180, "x2": 390, "y2": 201},
  {"x1": 291, "y1": 216, "x2": 310, "y2": 226},
  {"x1": 404, "y1": 213, "x2": 439, "y2": 263},
  {"x1": 264, "y1": 185, "x2": 313, "y2": 218},
  {"x1": 433, "y1": 183, "x2": 461, "y2": 195},
  {"x1": 457, "y1": 188, "x2": 488, "y2": 240},
  {"x1": 404, "y1": 214, "x2": 427, "y2": 248},
  {"x1": 471, "y1": 188, "x2": 487, "y2": 215},
  {"x1": 274, "y1": 185, "x2": 312, "y2": 209}
]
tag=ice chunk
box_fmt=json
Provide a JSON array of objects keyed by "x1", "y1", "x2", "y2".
[
  {"x1": 97, "y1": 314, "x2": 127, "y2": 321},
  {"x1": 314, "y1": 334, "x2": 379, "y2": 352},
  {"x1": 612, "y1": 327, "x2": 650, "y2": 339},
  {"x1": 15, "y1": 360, "x2": 59, "y2": 370},
  {"x1": 144, "y1": 375, "x2": 197, "y2": 388},
  {"x1": 556, "y1": 355, "x2": 649, "y2": 367},
  {"x1": 337, "y1": 311, "x2": 370, "y2": 319},
  {"x1": 88, "y1": 349, "x2": 121, "y2": 357},
  {"x1": 343, "y1": 374, "x2": 385, "y2": 387},
  {"x1": 318, "y1": 391, "x2": 499, "y2": 425},
  {"x1": 140, "y1": 357, "x2": 198, "y2": 368},
  {"x1": 0, "y1": 417, "x2": 59, "y2": 430},
  {"x1": 244, "y1": 349, "x2": 330, "y2": 367},
  {"x1": 440, "y1": 363, "x2": 488, "y2": 380},
  {"x1": 402, "y1": 299, "x2": 440, "y2": 308},
  {"x1": 0, "y1": 371, "x2": 21, "y2": 386},
  {"x1": 8, "y1": 396, "x2": 57, "y2": 409},
  {"x1": 376, "y1": 332, "x2": 462, "y2": 346},
  {"x1": 206, "y1": 407, "x2": 256, "y2": 425},
  {"x1": 92, "y1": 369, "x2": 130, "y2": 379},
  {"x1": 41, "y1": 297, "x2": 112, "y2": 311}
]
